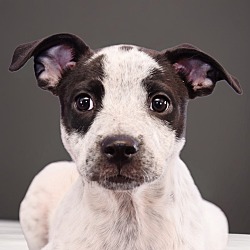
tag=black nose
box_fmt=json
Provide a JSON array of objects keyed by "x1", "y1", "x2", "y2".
[{"x1": 101, "y1": 135, "x2": 139, "y2": 167}]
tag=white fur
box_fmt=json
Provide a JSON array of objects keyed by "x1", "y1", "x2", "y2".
[
  {"x1": 20, "y1": 46, "x2": 228, "y2": 250},
  {"x1": 19, "y1": 161, "x2": 78, "y2": 250}
]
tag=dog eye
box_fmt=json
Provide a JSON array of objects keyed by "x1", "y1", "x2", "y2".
[
  {"x1": 150, "y1": 95, "x2": 170, "y2": 113},
  {"x1": 75, "y1": 94, "x2": 94, "y2": 111}
]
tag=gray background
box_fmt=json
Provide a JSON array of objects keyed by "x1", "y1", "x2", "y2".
[{"x1": 0, "y1": 0, "x2": 249, "y2": 234}]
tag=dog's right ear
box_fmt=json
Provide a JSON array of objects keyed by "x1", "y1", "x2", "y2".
[
  {"x1": 164, "y1": 44, "x2": 242, "y2": 98},
  {"x1": 9, "y1": 33, "x2": 91, "y2": 95}
]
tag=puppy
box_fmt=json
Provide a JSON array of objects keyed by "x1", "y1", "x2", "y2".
[{"x1": 10, "y1": 33, "x2": 242, "y2": 250}]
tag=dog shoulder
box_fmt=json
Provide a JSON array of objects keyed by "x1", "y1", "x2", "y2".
[
  {"x1": 202, "y1": 200, "x2": 228, "y2": 249},
  {"x1": 23, "y1": 161, "x2": 78, "y2": 202},
  {"x1": 20, "y1": 161, "x2": 78, "y2": 249},
  {"x1": 32, "y1": 161, "x2": 78, "y2": 186}
]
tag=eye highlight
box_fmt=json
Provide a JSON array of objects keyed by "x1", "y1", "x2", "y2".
[
  {"x1": 75, "y1": 94, "x2": 94, "y2": 111},
  {"x1": 150, "y1": 94, "x2": 170, "y2": 113}
]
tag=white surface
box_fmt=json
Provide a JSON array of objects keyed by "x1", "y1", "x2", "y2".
[
  {"x1": 0, "y1": 220, "x2": 28, "y2": 250},
  {"x1": 227, "y1": 234, "x2": 250, "y2": 250},
  {"x1": 0, "y1": 220, "x2": 249, "y2": 250}
]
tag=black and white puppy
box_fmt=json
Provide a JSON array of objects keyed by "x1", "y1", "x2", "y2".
[{"x1": 10, "y1": 34, "x2": 242, "y2": 250}]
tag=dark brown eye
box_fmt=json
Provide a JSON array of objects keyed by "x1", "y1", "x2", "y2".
[
  {"x1": 150, "y1": 95, "x2": 170, "y2": 113},
  {"x1": 75, "y1": 94, "x2": 94, "y2": 111}
]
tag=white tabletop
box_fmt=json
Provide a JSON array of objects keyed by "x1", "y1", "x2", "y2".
[
  {"x1": 0, "y1": 220, "x2": 249, "y2": 250},
  {"x1": 0, "y1": 220, "x2": 28, "y2": 250}
]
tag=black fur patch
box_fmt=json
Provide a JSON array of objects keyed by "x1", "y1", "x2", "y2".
[
  {"x1": 58, "y1": 55, "x2": 105, "y2": 134},
  {"x1": 141, "y1": 48, "x2": 189, "y2": 138}
]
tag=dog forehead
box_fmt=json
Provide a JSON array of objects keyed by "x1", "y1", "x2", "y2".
[{"x1": 89, "y1": 45, "x2": 162, "y2": 86}]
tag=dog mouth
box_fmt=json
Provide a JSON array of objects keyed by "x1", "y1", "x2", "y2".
[
  {"x1": 96, "y1": 174, "x2": 143, "y2": 190},
  {"x1": 107, "y1": 174, "x2": 134, "y2": 184}
]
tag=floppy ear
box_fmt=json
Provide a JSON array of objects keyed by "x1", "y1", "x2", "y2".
[
  {"x1": 9, "y1": 33, "x2": 91, "y2": 95},
  {"x1": 164, "y1": 44, "x2": 242, "y2": 98}
]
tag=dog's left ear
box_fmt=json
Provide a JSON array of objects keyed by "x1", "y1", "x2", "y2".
[
  {"x1": 164, "y1": 44, "x2": 242, "y2": 98},
  {"x1": 9, "y1": 33, "x2": 91, "y2": 95}
]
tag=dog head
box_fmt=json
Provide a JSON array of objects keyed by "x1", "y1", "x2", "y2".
[{"x1": 10, "y1": 33, "x2": 242, "y2": 190}]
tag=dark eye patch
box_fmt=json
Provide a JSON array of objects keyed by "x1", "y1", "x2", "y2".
[
  {"x1": 60, "y1": 79, "x2": 105, "y2": 134},
  {"x1": 143, "y1": 80, "x2": 177, "y2": 116},
  {"x1": 142, "y1": 77, "x2": 188, "y2": 138}
]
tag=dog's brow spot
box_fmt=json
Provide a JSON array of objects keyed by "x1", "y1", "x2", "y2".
[{"x1": 119, "y1": 45, "x2": 134, "y2": 51}]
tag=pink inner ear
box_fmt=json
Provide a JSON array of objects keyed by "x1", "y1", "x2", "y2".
[
  {"x1": 35, "y1": 44, "x2": 76, "y2": 87},
  {"x1": 48, "y1": 45, "x2": 75, "y2": 72},
  {"x1": 173, "y1": 58, "x2": 213, "y2": 91}
]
